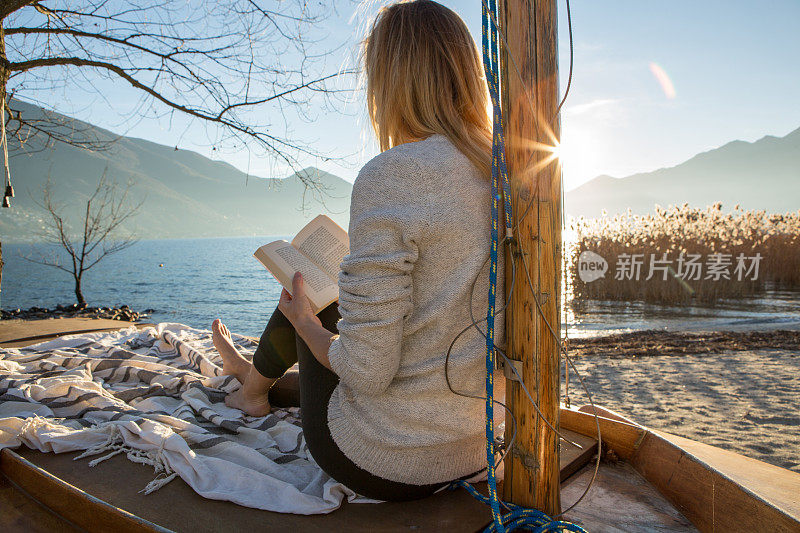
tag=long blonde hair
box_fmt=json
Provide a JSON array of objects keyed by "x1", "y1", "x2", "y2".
[{"x1": 361, "y1": 0, "x2": 492, "y2": 178}]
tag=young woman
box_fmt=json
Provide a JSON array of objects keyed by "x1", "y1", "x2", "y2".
[{"x1": 211, "y1": 0, "x2": 506, "y2": 501}]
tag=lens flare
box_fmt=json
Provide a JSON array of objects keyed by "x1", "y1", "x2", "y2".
[
  {"x1": 550, "y1": 141, "x2": 561, "y2": 160},
  {"x1": 649, "y1": 62, "x2": 676, "y2": 100}
]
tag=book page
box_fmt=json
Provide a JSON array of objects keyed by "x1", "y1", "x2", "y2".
[
  {"x1": 254, "y1": 240, "x2": 339, "y2": 313},
  {"x1": 291, "y1": 214, "x2": 349, "y2": 281}
]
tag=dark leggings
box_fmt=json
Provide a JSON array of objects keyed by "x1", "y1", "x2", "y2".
[{"x1": 251, "y1": 302, "x2": 483, "y2": 501}]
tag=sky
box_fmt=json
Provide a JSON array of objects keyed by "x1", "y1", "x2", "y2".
[{"x1": 18, "y1": 0, "x2": 800, "y2": 191}]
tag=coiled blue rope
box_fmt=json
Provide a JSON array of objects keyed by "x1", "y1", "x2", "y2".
[
  {"x1": 445, "y1": 3, "x2": 586, "y2": 532},
  {"x1": 449, "y1": 480, "x2": 587, "y2": 533}
]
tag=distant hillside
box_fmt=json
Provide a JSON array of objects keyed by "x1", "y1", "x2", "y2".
[
  {"x1": 566, "y1": 126, "x2": 800, "y2": 218},
  {"x1": 0, "y1": 100, "x2": 352, "y2": 242},
  {"x1": 4, "y1": 100, "x2": 797, "y2": 238}
]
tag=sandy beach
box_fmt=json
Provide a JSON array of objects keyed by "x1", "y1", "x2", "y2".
[{"x1": 563, "y1": 330, "x2": 800, "y2": 473}]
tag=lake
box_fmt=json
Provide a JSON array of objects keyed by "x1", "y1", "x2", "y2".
[{"x1": 5, "y1": 237, "x2": 800, "y2": 339}]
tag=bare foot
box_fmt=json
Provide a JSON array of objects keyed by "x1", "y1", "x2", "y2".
[
  {"x1": 212, "y1": 319, "x2": 250, "y2": 383},
  {"x1": 225, "y1": 388, "x2": 271, "y2": 417}
]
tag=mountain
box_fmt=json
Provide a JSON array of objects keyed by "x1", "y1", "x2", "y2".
[
  {"x1": 0, "y1": 100, "x2": 353, "y2": 242},
  {"x1": 565, "y1": 126, "x2": 800, "y2": 218},
  {"x1": 4, "y1": 100, "x2": 797, "y2": 239}
]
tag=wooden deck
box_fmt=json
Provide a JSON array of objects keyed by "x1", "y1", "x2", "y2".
[
  {"x1": 1, "y1": 432, "x2": 600, "y2": 532},
  {"x1": 564, "y1": 407, "x2": 800, "y2": 532},
  {"x1": 2, "y1": 319, "x2": 799, "y2": 532},
  {"x1": 0, "y1": 317, "x2": 153, "y2": 348},
  {"x1": 0, "y1": 318, "x2": 599, "y2": 532}
]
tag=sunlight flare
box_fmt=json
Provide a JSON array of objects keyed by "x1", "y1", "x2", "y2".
[{"x1": 649, "y1": 62, "x2": 676, "y2": 99}]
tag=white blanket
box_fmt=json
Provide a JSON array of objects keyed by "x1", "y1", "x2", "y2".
[{"x1": 0, "y1": 323, "x2": 383, "y2": 514}]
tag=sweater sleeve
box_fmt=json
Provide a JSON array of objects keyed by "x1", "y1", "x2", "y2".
[{"x1": 327, "y1": 153, "x2": 427, "y2": 396}]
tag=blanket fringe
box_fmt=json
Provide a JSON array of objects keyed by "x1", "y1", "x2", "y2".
[
  {"x1": 74, "y1": 423, "x2": 178, "y2": 494},
  {"x1": 142, "y1": 472, "x2": 178, "y2": 494}
]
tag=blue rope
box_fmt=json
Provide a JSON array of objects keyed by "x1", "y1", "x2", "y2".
[
  {"x1": 445, "y1": 3, "x2": 586, "y2": 532},
  {"x1": 448, "y1": 481, "x2": 587, "y2": 533},
  {"x1": 479, "y1": 0, "x2": 511, "y2": 529}
]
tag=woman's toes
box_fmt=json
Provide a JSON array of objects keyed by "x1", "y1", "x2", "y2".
[
  {"x1": 224, "y1": 392, "x2": 237, "y2": 408},
  {"x1": 212, "y1": 320, "x2": 233, "y2": 343},
  {"x1": 212, "y1": 326, "x2": 251, "y2": 384}
]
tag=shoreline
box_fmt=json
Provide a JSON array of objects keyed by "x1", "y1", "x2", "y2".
[
  {"x1": 2, "y1": 307, "x2": 797, "y2": 352},
  {"x1": 567, "y1": 328, "x2": 800, "y2": 357},
  {"x1": 1, "y1": 304, "x2": 153, "y2": 322},
  {"x1": 5, "y1": 307, "x2": 798, "y2": 344}
]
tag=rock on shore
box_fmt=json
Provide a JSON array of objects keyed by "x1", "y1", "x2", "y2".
[{"x1": 0, "y1": 304, "x2": 155, "y2": 322}]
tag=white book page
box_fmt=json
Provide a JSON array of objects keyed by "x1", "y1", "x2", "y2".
[
  {"x1": 291, "y1": 214, "x2": 350, "y2": 282},
  {"x1": 254, "y1": 240, "x2": 338, "y2": 313}
]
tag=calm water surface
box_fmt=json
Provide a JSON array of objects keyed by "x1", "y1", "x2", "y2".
[
  {"x1": 6, "y1": 237, "x2": 800, "y2": 338},
  {"x1": 6, "y1": 237, "x2": 286, "y2": 338}
]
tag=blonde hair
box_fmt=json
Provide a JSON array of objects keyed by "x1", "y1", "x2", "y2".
[{"x1": 361, "y1": 0, "x2": 492, "y2": 178}]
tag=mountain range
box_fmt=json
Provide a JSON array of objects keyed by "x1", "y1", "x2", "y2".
[
  {"x1": 0, "y1": 100, "x2": 352, "y2": 242},
  {"x1": 1, "y1": 100, "x2": 797, "y2": 243},
  {"x1": 565, "y1": 126, "x2": 800, "y2": 218}
]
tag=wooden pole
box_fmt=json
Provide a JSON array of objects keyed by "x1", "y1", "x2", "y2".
[{"x1": 499, "y1": 0, "x2": 562, "y2": 516}]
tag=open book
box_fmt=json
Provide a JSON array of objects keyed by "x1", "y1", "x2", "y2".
[{"x1": 254, "y1": 214, "x2": 349, "y2": 314}]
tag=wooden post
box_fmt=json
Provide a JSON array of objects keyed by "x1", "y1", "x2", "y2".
[{"x1": 499, "y1": 0, "x2": 562, "y2": 516}]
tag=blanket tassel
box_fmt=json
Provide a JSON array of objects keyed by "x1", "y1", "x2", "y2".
[{"x1": 74, "y1": 423, "x2": 178, "y2": 494}]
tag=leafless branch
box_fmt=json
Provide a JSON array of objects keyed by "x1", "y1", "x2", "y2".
[
  {"x1": 1, "y1": 0, "x2": 360, "y2": 192},
  {"x1": 22, "y1": 170, "x2": 143, "y2": 305}
]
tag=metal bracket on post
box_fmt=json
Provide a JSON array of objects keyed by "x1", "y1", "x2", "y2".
[
  {"x1": 510, "y1": 443, "x2": 540, "y2": 471},
  {"x1": 498, "y1": 357, "x2": 524, "y2": 383},
  {"x1": 538, "y1": 291, "x2": 549, "y2": 306}
]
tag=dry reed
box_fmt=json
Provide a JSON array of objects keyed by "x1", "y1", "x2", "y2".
[{"x1": 568, "y1": 203, "x2": 800, "y2": 305}]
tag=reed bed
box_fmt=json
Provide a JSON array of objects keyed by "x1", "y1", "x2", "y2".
[{"x1": 568, "y1": 203, "x2": 800, "y2": 305}]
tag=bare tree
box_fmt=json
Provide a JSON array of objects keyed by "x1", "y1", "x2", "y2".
[
  {"x1": 0, "y1": 0, "x2": 357, "y2": 208},
  {"x1": 24, "y1": 172, "x2": 143, "y2": 307}
]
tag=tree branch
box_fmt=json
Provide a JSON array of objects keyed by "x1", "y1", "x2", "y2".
[
  {"x1": 0, "y1": 1, "x2": 35, "y2": 21},
  {"x1": 9, "y1": 56, "x2": 353, "y2": 162},
  {"x1": 2, "y1": 0, "x2": 356, "y2": 193},
  {"x1": 19, "y1": 254, "x2": 73, "y2": 274},
  {"x1": 6, "y1": 27, "x2": 188, "y2": 61},
  {"x1": 214, "y1": 69, "x2": 357, "y2": 120}
]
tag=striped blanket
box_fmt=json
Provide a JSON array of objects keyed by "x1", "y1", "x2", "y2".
[{"x1": 0, "y1": 323, "x2": 379, "y2": 514}]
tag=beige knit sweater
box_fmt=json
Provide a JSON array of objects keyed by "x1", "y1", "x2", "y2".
[{"x1": 326, "y1": 133, "x2": 506, "y2": 486}]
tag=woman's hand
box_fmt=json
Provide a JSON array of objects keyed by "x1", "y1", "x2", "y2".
[
  {"x1": 278, "y1": 271, "x2": 322, "y2": 333},
  {"x1": 278, "y1": 271, "x2": 336, "y2": 372}
]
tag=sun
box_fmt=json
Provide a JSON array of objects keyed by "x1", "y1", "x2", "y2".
[
  {"x1": 550, "y1": 141, "x2": 562, "y2": 161},
  {"x1": 511, "y1": 123, "x2": 602, "y2": 191},
  {"x1": 553, "y1": 129, "x2": 604, "y2": 191}
]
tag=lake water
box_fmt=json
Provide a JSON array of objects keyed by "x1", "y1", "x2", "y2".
[{"x1": 6, "y1": 237, "x2": 800, "y2": 338}]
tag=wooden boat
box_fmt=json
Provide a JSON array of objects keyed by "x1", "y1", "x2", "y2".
[
  {"x1": 1, "y1": 320, "x2": 799, "y2": 532},
  {"x1": 3, "y1": 2, "x2": 799, "y2": 532}
]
